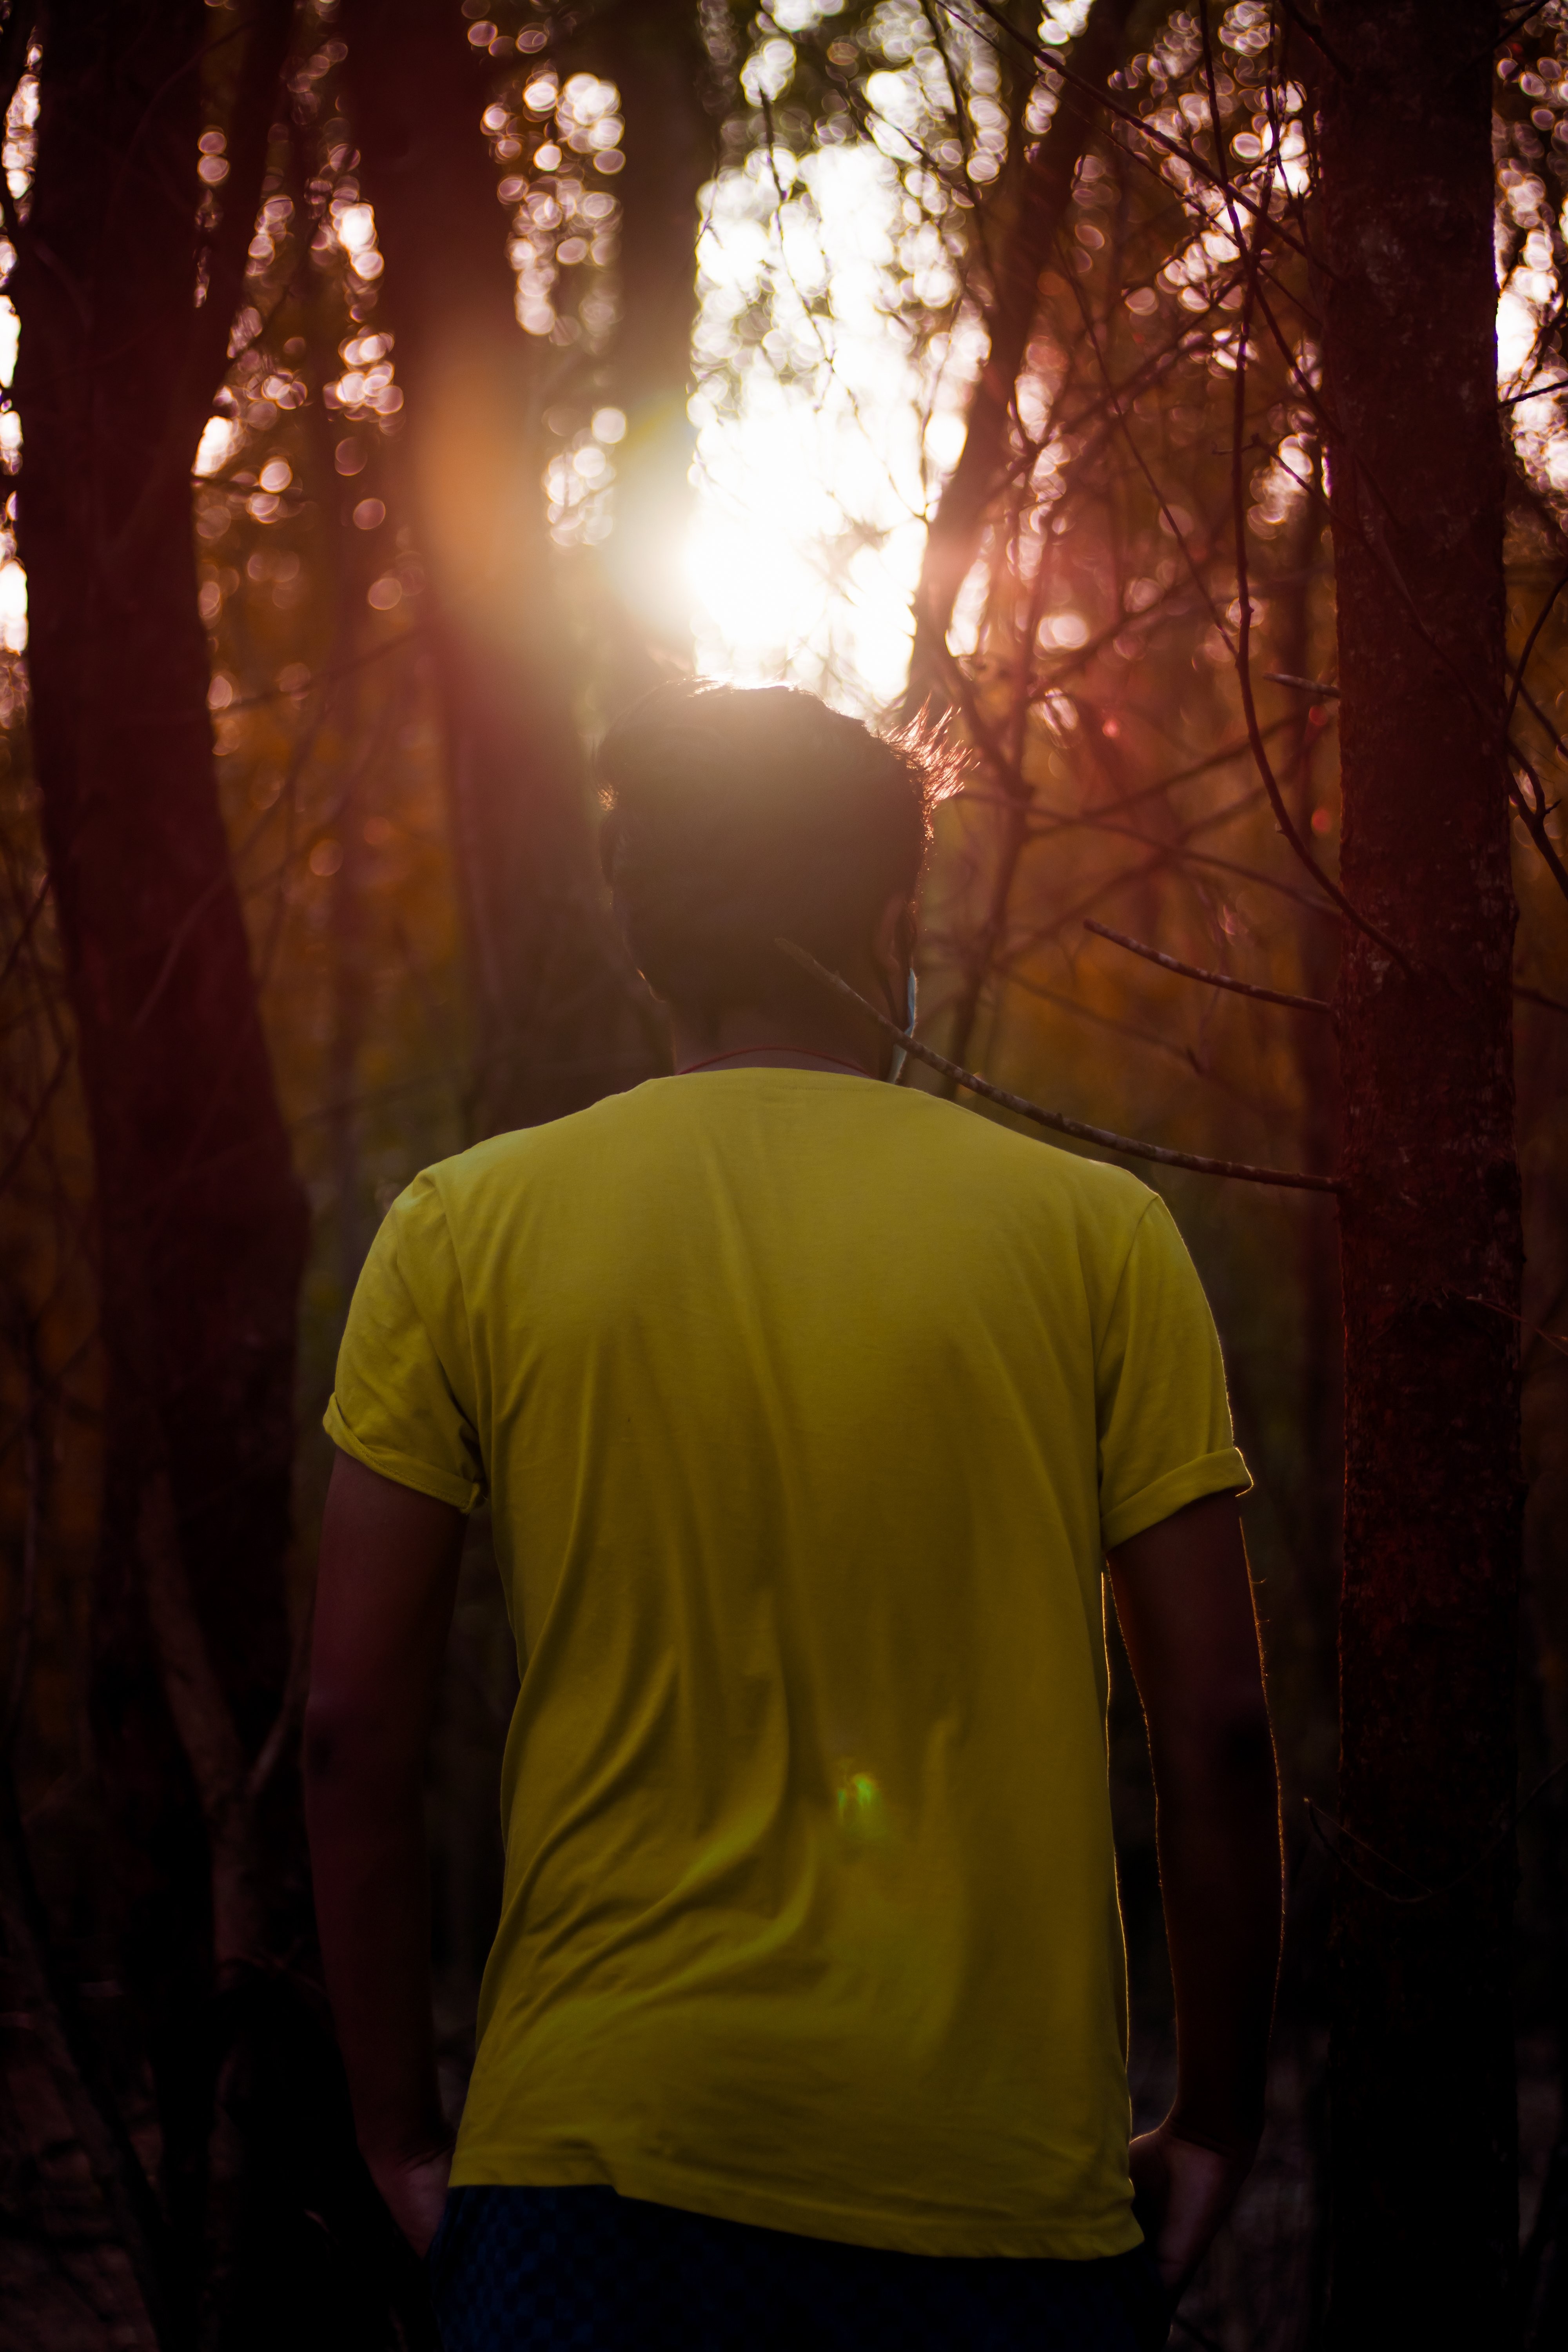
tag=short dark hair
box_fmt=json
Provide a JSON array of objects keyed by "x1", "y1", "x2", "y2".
[{"x1": 595, "y1": 681, "x2": 952, "y2": 1014}]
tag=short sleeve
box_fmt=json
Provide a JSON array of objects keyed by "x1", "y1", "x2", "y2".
[
  {"x1": 323, "y1": 1171, "x2": 486, "y2": 1513},
  {"x1": 1095, "y1": 1194, "x2": 1250, "y2": 1552}
]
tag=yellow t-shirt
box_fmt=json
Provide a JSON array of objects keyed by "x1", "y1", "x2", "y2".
[{"x1": 326, "y1": 1070, "x2": 1249, "y2": 2258}]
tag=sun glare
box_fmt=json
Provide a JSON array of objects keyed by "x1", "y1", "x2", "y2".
[
  {"x1": 681, "y1": 137, "x2": 1568, "y2": 715},
  {"x1": 684, "y1": 140, "x2": 981, "y2": 713}
]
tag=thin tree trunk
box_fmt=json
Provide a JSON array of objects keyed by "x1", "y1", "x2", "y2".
[
  {"x1": 1316, "y1": 7, "x2": 1522, "y2": 2339},
  {"x1": 593, "y1": 0, "x2": 715, "y2": 677},
  {"x1": 904, "y1": 0, "x2": 1135, "y2": 713},
  {"x1": 341, "y1": 0, "x2": 649, "y2": 1134},
  {"x1": 1264, "y1": 462, "x2": 1340, "y2": 2338},
  {"x1": 1270, "y1": 459, "x2": 1342, "y2": 1640}
]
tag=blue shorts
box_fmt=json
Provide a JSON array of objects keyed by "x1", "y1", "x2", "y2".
[{"x1": 426, "y1": 2185, "x2": 1171, "y2": 2350}]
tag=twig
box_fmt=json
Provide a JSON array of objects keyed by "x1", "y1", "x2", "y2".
[
  {"x1": 1263, "y1": 670, "x2": 1339, "y2": 699},
  {"x1": 1, "y1": 1316, "x2": 43, "y2": 1759},
  {"x1": 1508, "y1": 748, "x2": 1568, "y2": 907},
  {"x1": 0, "y1": 873, "x2": 52, "y2": 1004},
  {"x1": 1084, "y1": 919, "x2": 1333, "y2": 1016},
  {"x1": 1493, "y1": 1, "x2": 1550, "y2": 49},
  {"x1": 224, "y1": 624, "x2": 426, "y2": 711},
  {"x1": 1500, "y1": 376, "x2": 1568, "y2": 407},
  {"x1": 942, "y1": 0, "x2": 1318, "y2": 265},
  {"x1": 1307, "y1": 379, "x2": 1568, "y2": 918},
  {"x1": 1004, "y1": 962, "x2": 1221, "y2": 1078},
  {"x1": 1453, "y1": 1290, "x2": 1568, "y2": 1361},
  {"x1": 1504, "y1": 559, "x2": 1568, "y2": 741},
  {"x1": 1064, "y1": 272, "x2": 1238, "y2": 655},
  {"x1": 1209, "y1": 80, "x2": 1415, "y2": 971},
  {"x1": 777, "y1": 940, "x2": 1341, "y2": 1193},
  {"x1": 0, "y1": 1040, "x2": 71, "y2": 1200},
  {"x1": 1027, "y1": 819, "x2": 1347, "y2": 921},
  {"x1": 1305, "y1": 1759, "x2": 1568, "y2": 1907}
]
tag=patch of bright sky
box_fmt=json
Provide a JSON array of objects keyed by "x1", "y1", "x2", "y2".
[
  {"x1": 1498, "y1": 172, "x2": 1568, "y2": 492},
  {"x1": 0, "y1": 550, "x2": 23, "y2": 653},
  {"x1": 685, "y1": 138, "x2": 982, "y2": 714},
  {"x1": 195, "y1": 414, "x2": 237, "y2": 476},
  {"x1": 768, "y1": 0, "x2": 843, "y2": 29},
  {"x1": 0, "y1": 302, "x2": 21, "y2": 656},
  {"x1": 1038, "y1": 1, "x2": 1094, "y2": 43}
]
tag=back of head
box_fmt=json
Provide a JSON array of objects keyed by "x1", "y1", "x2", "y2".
[{"x1": 595, "y1": 681, "x2": 947, "y2": 1018}]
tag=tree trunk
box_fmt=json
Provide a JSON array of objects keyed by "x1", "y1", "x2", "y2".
[
  {"x1": 341, "y1": 0, "x2": 650, "y2": 1134},
  {"x1": 12, "y1": 2, "x2": 318, "y2": 2333},
  {"x1": 593, "y1": 0, "x2": 714, "y2": 675},
  {"x1": 1317, "y1": 7, "x2": 1522, "y2": 2339},
  {"x1": 1270, "y1": 457, "x2": 1342, "y2": 1658},
  {"x1": 903, "y1": 0, "x2": 1135, "y2": 712}
]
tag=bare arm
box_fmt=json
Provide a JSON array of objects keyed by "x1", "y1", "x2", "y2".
[
  {"x1": 304, "y1": 1450, "x2": 465, "y2": 2254},
  {"x1": 1107, "y1": 1491, "x2": 1282, "y2": 2294}
]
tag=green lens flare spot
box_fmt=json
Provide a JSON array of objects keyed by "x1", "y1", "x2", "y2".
[{"x1": 835, "y1": 1769, "x2": 887, "y2": 1842}]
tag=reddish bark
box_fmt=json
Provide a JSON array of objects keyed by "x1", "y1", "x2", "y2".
[
  {"x1": 1271, "y1": 465, "x2": 1343, "y2": 1657},
  {"x1": 1317, "y1": 5, "x2": 1522, "y2": 2338},
  {"x1": 340, "y1": 0, "x2": 650, "y2": 1133},
  {"x1": 9, "y1": 3, "x2": 339, "y2": 2333},
  {"x1": 16, "y1": 0, "x2": 304, "y2": 1733}
]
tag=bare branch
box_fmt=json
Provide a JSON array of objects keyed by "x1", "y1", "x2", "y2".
[
  {"x1": 777, "y1": 940, "x2": 1342, "y2": 1194},
  {"x1": 0, "y1": 1316, "x2": 43, "y2": 1759},
  {"x1": 1509, "y1": 750, "x2": 1568, "y2": 906},
  {"x1": 0, "y1": 1040, "x2": 71, "y2": 1202},
  {"x1": 905, "y1": 0, "x2": 1137, "y2": 706},
  {"x1": 1200, "y1": 59, "x2": 1417, "y2": 972},
  {"x1": 1083, "y1": 918, "x2": 1334, "y2": 1016},
  {"x1": 1505, "y1": 560, "x2": 1568, "y2": 740},
  {"x1": 1263, "y1": 670, "x2": 1339, "y2": 700},
  {"x1": 1500, "y1": 375, "x2": 1568, "y2": 407},
  {"x1": 187, "y1": 0, "x2": 295, "y2": 425},
  {"x1": 942, "y1": 0, "x2": 1318, "y2": 265},
  {"x1": 1516, "y1": 982, "x2": 1568, "y2": 1016}
]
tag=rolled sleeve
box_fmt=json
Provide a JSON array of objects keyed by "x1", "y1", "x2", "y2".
[
  {"x1": 1095, "y1": 1196, "x2": 1250, "y2": 1552},
  {"x1": 325, "y1": 1170, "x2": 486, "y2": 1514}
]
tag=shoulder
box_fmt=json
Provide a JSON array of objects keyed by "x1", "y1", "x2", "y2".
[
  {"x1": 893, "y1": 1088, "x2": 1158, "y2": 1232},
  {"x1": 402, "y1": 1085, "x2": 660, "y2": 1219}
]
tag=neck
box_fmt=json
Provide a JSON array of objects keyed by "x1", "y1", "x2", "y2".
[
  {"x1": 676, "y1": 1044, "x2": 876, "y2": 1077},
  {"x1": 668, "y1": 999, "x2": 884, "y2": 1081}
]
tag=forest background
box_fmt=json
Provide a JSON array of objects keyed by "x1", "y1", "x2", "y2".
[{"x1": 0, "y1": 1, "x2": 1564, "y2": 2348}]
